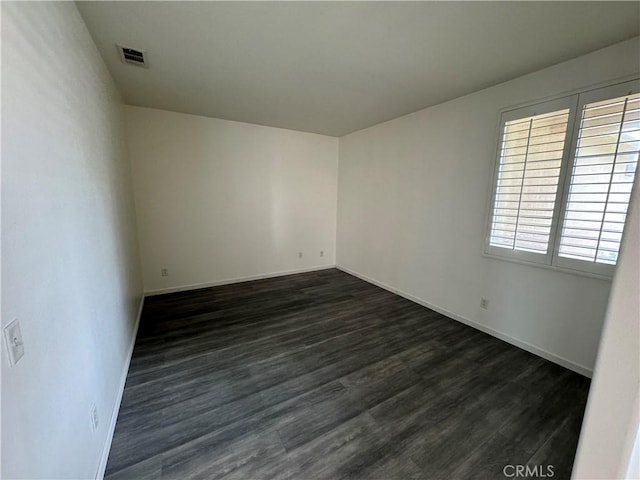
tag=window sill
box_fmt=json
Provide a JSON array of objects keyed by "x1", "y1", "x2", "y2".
[{"x1": 481, "y1": 251, "x2": 614, "y2": 282}]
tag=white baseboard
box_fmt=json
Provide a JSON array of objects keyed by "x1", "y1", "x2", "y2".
[
  {"x1": 336, "y1": 265, "x2": 593, "y2": 378},
  {"x1": 144, "y1": 264, "x2": 337, "y2": 296},
  {"x1": 95, "y1": 296, "x2": 145, "y2": 480}
]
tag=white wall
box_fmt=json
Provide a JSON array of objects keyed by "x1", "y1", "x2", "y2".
[
  {"x1": 572, "y1": 176, "x2": 639, "y2": 478},
  {"x1": 1, "y1": 3, "x2": 143, "y2": 479},
  {"x1": 337, "y1": 37, "x2": 640, "y2": 375},
  {"x1": 126, "y1": 106, "x2": 338, "y2": 294}
]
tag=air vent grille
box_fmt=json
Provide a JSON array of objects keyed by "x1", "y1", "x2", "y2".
[{"x1": 117, "y1": 44, "x2": 147, "y2": 67}]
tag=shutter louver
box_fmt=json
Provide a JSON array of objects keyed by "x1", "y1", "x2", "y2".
[
  {"x1": 558, "y1": 93, "x2": 639, "y2": 265},
  {"x1": 489, "y1": 109, "x2": 570, "y2": 254}
]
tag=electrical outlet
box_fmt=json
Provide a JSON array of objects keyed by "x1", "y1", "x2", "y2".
[
  {"x1": 90, "y1": 405, "x2": 99, "y2": 432},
  {"x1": 3, "y1": 318, "x2": 24, "y2": 366},
  {"x1": 298, "y1": 252, "x2": 303, "y2": 258},
  {"x1": 161, "y1": 268, "x2": 169, "y2": 277},
  {"x1": 320, "y1": 251, "x2": 324, "y2": 257},
  {"x1": 480, "y1": 297, "x2": 489, "y2": 310}
]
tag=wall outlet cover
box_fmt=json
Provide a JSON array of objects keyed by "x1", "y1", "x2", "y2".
[
  {"x1": 90, "y1": 405, "x2": 99, "y2": 432},
  {"x1": 3, "y1": 318, "x2": 24, "y2": 366}
]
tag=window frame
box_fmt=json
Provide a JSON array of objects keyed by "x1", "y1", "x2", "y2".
[
  {"x1": 484, "y1": 78, "x2": 640, "y2": 278},
  {"x1": 484, "y1": 95, "x2": 579, "y2": 265}
]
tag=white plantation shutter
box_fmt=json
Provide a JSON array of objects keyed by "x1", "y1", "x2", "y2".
[
  {"x1": 485, "y1": 79, "x2": 639, "y2": 276},
  {"x1": 489, "y1": 108, "x2": 570, "y2": 255},
  {"x1": 558, "y1": 92, "x2": 639, "y2": 265}
]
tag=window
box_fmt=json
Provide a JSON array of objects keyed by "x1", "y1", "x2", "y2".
[{"x1": 486, "y1": 80, "x2": 639, "y2": 276}]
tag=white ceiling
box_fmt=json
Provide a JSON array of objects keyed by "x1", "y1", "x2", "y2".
[{"x1": 77, "y1": 1, "x2": 640, "y2": 137}]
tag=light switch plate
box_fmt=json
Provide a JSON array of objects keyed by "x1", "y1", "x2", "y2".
[{"x1": 4, "y1": 318, "x2": 24, "y2": 366}]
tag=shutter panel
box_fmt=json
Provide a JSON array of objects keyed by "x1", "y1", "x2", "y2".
[
  {"x1": 489, "y1": 109, "x2": 570, "y2": 254},
  {"x1": 558, "y1": 93, "x2": 639, "y2": 264}
]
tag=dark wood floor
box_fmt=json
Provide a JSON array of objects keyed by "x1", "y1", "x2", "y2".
[{"x1": 105, "y1": 268, "x2": 590, "y2": 480}]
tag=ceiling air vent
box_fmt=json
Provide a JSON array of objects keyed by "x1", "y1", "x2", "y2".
[{"x1": 117, "y1": 44, "x2": 147, "y2": 67}]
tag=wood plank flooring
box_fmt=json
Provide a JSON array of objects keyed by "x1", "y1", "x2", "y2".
[{"x1": 105, "y1": 268, "x2": 590, "y2": 480}]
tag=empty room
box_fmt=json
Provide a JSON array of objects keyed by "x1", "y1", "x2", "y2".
[{"x1": 2, "y1": 1, "x2": 640, "y2": 479}]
